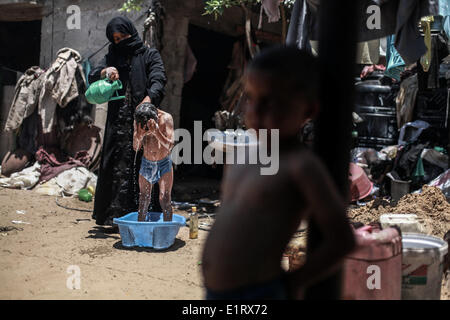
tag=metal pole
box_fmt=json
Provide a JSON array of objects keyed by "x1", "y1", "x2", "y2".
[{"x1": 305, "y1": 0, "x2": 358, "y2": 299}]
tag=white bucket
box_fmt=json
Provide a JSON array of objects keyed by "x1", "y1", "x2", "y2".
[
  {"x1": 380, "y1": 214, "x2": 424, "y2": 233},
  {"x1": 402, "y1": 233, "x2": 448, "y2": 300}
]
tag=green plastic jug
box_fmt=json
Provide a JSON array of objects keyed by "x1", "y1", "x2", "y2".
[
  {"x1": 85, "y1": 79, "x2": 125, "y2": 104},
  {"x1": 78, "y1": 188, "x2": 93, "y2": 202}
]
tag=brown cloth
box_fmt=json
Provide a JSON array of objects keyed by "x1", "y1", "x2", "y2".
[{"x1": 35, "y1": 147, "x2": 90, "y2": 183}]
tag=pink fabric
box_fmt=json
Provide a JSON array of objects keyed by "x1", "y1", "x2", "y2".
[
  {"x1": 36, "y1": 147, "x2": 89, "y2": 183},
  {"x1": 360, "y1": 64, "x2": 386, "y2": 79}
]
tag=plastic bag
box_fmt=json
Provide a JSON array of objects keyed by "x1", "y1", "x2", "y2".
[{"x1": 426, "y1": 169, "x2": 450, "y2": 200}]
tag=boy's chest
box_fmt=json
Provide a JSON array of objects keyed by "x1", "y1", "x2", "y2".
[
  {"x1": 143, "y1": 135, "x2": 160, "y2": 150},
  {"x1": 225, "y1": 165, "x2": 289, "y2": 203}
]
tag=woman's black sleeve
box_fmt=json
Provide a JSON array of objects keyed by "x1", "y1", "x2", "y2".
[
  {"x1": 89, "y1": 55, "x2": 108, "y2": 84},
  {"x1": 145, "y1": 48, "x2": 167, "y2": 106}
]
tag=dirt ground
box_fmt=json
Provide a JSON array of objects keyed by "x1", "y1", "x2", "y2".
[
  {"x1": 1, "y1": 179, "x2": 449, "y2": 300},
  {"x1": 0, "y1": 186, "x2": 213, "y2": 300}
]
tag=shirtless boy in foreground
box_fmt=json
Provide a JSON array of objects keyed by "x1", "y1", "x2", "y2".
[
  {"x1": 202, "y1": 46, "x2": 356, "y2": 299},
  {"x1": 133, "y1": 103, "x2": 174, "y2": 222}
]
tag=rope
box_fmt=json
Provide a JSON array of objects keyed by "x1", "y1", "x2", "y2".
[
  {"x1": 0, "y1": 65, "x2": 24, "y2": 75},
  {"x1": 86, "y1": 42, "x2": 109, "y2": 61},
  {"x1": 55, "y1": 196, "x2": 93, "y2": 213}
]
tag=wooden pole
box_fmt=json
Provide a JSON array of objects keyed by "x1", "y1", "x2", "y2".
[{"x1": 305, "y1": 0, "x2": 358, "y2": 299}]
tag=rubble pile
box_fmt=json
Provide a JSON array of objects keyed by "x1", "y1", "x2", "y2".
[{"x1": 349, "y1": 185, "x2": 450, "y2": 237}]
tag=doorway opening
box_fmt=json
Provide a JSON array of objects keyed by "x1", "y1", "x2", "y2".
[{"x1": 179, "y1": 24, "x2": 237, "y2": 178}]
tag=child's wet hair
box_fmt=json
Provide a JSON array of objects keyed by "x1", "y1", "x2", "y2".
[
  {"x1": 247, "y1": 45, "x2": 319, "y2": 103},
  {"x1": 135, "y1": 102, "x2": 158, "y2": 128}
]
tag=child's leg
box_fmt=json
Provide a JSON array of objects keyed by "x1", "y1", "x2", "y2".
[
  {"x1": 159, "y1": 167, "x2": 174, "y2": 221},
  {"x1": 138, "y1": 174, "x2": 153, "y2": 221}
]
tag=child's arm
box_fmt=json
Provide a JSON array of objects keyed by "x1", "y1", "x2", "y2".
[
  {"x1": 287, "y1": 153, "x2": 356, "y2": 296},
  {"x1": 133, "y1": 121, "x2": 144, "y2": 152},
  {"x1": 148, "y1": 114, "x2": 174, "y2": 152}
]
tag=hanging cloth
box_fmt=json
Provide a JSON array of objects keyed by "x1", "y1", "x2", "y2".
[
  {"x1": 420, "y1": 16, "x2": 434, "y2": 73},
  {"x1": 385, "y1": 35, "x2": 405, "y2": 81}
]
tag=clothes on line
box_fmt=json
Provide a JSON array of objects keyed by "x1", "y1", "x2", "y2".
[{"x1": 4, "y1": 66, "x2": 45, "y2": 132}]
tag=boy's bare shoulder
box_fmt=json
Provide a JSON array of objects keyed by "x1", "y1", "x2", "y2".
[
  {"x1": 286, "y1": 148, "x2": 325, "y2": 175},
  {"x1": 159, "y1": 110, "x2": 173, "y2": 122}
]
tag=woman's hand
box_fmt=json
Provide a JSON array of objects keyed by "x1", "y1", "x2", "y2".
[
  {"x1": 101, "y1": 67, "x2": 119, "y2": 81},
  {"x1": 140, "y1": 96, "x2": 151, "y2": 106}
]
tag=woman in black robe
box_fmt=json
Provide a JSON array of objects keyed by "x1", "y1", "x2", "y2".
[{"x1": 89, "y1": 16, "x2": 167, "y2": 226}]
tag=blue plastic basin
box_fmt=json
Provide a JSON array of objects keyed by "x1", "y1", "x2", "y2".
[{"x1": 113, "y1": 212, "x2": 186, "y2": 250}]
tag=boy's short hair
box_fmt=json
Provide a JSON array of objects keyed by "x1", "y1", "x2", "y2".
[
  {"x1": 135, "y1": 102, "x2": 158, "y2": 128},
  {"x1": 247, "y1": 45, "x2": 319, "y2": 104}
]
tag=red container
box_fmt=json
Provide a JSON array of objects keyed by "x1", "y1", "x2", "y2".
[{"x1": 342, "y1": 225, "x2": 402, "y2": 300}]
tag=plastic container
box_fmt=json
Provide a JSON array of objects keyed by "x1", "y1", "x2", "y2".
[
  {"x1": 342, "y1": 225, "x2": 402, "y2": 300},
  {"x1": 387, "y1": 172, "x2": 411, "y2": 202},
  {"x1": 349, "y1": 162, "x2": 373, "y2": 202},
  {"x1": 78, "y1": 189, "x2": 92, "y2": 202},
  {"x1": 189, "y1": 206, "x2": 198, "y2": 239},
  {"x1": 401, "y1": 233, "x2": 448, "y2": 300},
  {"x1": 113, "y1": 212, "x2": 186, "y2": 250},
  {"x1": 380, "y1": 214, "x2": 423, "y2": 233}
]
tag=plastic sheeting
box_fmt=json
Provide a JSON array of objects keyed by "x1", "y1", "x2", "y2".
[
  {"x1": 0, "y1": 162, "x2": 41, "y2": 189},
  {"x1": 0, "y1": 161, "x2": 97, "y2": 196},
  {"x1": 422, "y1": 169, "x2": 450, "y2": 200},
  {"x1": 34, "y1": 166, "x2": 97, "y2": 196},
  {"x1": 385, "y1": 35, "x2": 405, "y2": 81}
]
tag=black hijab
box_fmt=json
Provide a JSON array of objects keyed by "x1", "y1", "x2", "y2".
[
  {"x1": 105, "y1": 16, "x2": 148, "y2": 107},
  {"x1": 106, "y1": 16, "x2": 145, "y2": 57}
]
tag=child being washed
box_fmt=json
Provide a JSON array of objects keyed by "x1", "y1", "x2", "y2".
[{"x1": 133, "y1": 103, "x2": 175, "y2": 222}]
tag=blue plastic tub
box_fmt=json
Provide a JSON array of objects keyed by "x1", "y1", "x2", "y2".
[{"x1": 113, "y1": 212, "x2": 186, "y2": 250}]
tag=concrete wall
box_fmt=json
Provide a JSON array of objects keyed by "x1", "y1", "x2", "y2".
[
  {"x1": 37, "y1": 0, "x2": 283, "y2": 129},
  {"x1": 39, "y1": 0, "x2": 145, "y2": 67},
  {"x1": 0, "y1": 86, "x2": 16, "y2": 161}
]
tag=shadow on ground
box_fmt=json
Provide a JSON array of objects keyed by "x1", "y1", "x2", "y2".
[
  {"x1": 112, "y1": 238, "x2": 186, "y2": 253},
  {"x1": 86, "y1": 226, "x2": 121, "y2": 240}
]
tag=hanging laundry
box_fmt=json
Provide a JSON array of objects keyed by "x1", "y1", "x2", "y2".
[
  {"x1": 38, "y1": 48, "x2": 86, "y2": 134},
  {"x1": 395, "y1": 74, "x2": 418, "y2": 129},
  {"x1": 419, "y1": 16, "x2": 434, "y2": 73},
  {"x1": 385, "y1": 35, "x2": 405, "y2": 81},
  {"x1": 286, "y1": 0, "x2": 313, "y2": 52},
  {"x1": 288, "y1": 0, "x2": 439, "y2": 64},
  {"x1": 357, "y1": 40, "x2": 382, "y2": 65},
  {"x1": 261, "y1": 0, "x2": 281, "y2": 23},
  {"x1": 4, "y1": 66, "x2": 44, "y2": 132}
]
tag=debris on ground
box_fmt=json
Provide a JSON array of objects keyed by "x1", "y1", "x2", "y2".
[
  {"x1": 0, "y1": 226, "x2": 23, "y2": 232},
  {"x1": 349, "y1": 185, "x2": 450, "y2": 237},
  {"x1": 11, "y1": 220, "x2": 31, "y2": 225}
]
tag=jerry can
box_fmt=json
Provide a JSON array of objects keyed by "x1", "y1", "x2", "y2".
[{"x1": 342, "y1": 225, "x2": 402, "y2": 300}]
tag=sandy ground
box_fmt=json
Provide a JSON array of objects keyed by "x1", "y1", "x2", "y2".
[
  {"x1": 0, "y1": 187, "x2": 209, "y2": 300},
  {"x1": 1, "y1": 182, "x2": 448, "y2": 300}
]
